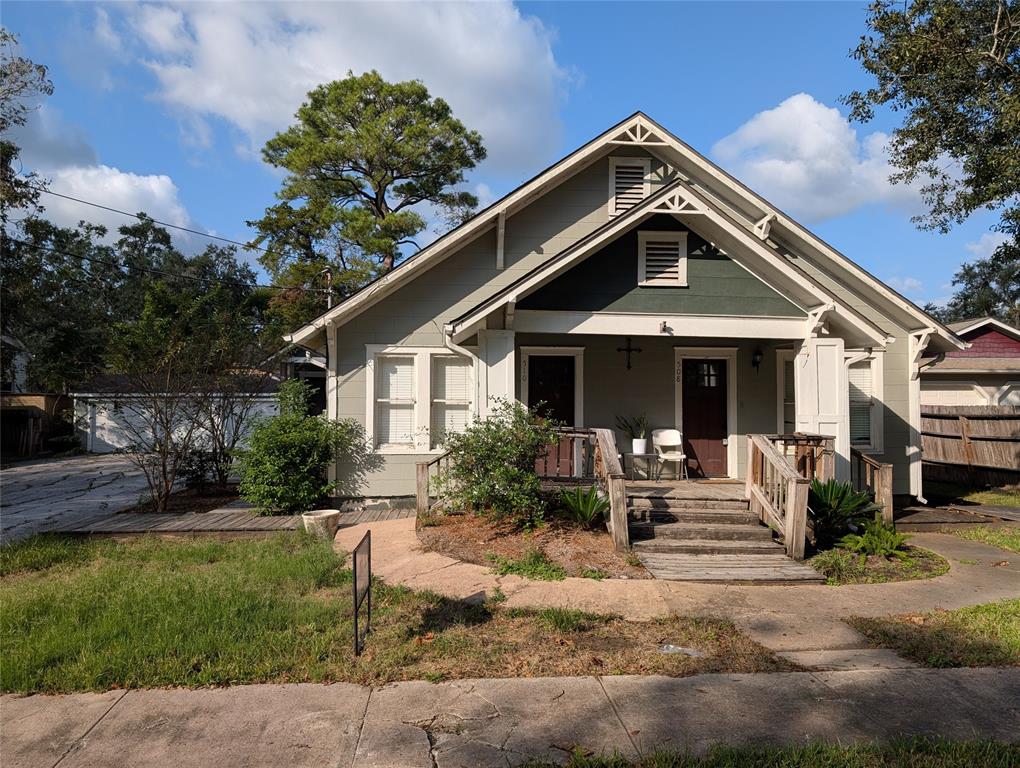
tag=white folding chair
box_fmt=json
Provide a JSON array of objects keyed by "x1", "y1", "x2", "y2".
[{"x1": 651, "y1": 428, "x2": 688, "y2": 480}]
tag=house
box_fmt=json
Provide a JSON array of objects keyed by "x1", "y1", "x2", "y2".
[
  {"x1": 284, "y1": 113, "x2": 965, "y2": 502},
  {"x1": 921, "y1": 317, "x2": 1020, "y2": 406}
]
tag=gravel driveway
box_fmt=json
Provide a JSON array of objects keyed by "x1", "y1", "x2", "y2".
[{"x1": 0, "y1": 455, "x2": 150, "y2": 542}]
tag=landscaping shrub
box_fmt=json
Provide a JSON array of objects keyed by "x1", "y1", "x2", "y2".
[
  {"x1": 436, "y1": 399, "x2": 559, "y2": 528},
  {"x1": 810, "y1": 548, "x2": 866, "y2": 584},
  {"x1": 559, "y1": 485, "x2": 610, "y2": 529},
  {"x1": 840, "y1": 513, "x2": 911, "y2": 558},
  {"x1": 178, "y1": 448, "x2": 217, "y2": 491},
  {"x1": 236, "y1": 380, "x2": 367, "y2": 514},
  {"x1": 808, "y1": 478, "x2": 883, "y2": 549}
]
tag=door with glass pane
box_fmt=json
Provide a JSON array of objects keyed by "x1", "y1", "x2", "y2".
[{"x1": 682, "y1": 359, "x2": 728, "y2": 477}]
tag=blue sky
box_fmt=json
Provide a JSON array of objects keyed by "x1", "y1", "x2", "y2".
[{"x1": 5, "y1": 1, "x2": 1003, "y2": 305}]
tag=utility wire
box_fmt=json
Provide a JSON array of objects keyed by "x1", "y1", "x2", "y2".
[{"x1": 6, "y1": 237, "x2": 327, "y2": 293}]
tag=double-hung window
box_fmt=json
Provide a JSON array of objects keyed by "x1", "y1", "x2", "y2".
[
  {"x1": 367, "y1": 347, "x2": 475, "y2": 452},
  {"x1": 847, "y1": 352, "x2": 884, "y2": 452}
]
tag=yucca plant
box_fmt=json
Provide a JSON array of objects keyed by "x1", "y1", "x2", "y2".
[
  {"x1": 840, "y1": 513, "x2": 910, "y2": 558},
  {"x1": 808, "y1": 478, "x2": 883, "y2": 549},
  {"x1": 559, "y1": 485, "x2": 610, "y2": 529}
]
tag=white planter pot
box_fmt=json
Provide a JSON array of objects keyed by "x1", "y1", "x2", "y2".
[
  {"x1": 302, "y1": 509, "x2": 341, "y2": 541},
  {"x1": 632, "y1": 438, "x2": 648, "y2": 454}
]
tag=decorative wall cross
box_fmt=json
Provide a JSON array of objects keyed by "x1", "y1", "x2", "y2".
[{"x1": 616, "y1": 336, "x2": 643, "y2": 370}]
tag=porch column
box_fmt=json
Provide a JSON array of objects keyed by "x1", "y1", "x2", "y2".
[
  {"x1": 794, "y1": 337, "x2": 850, "y2": 481},
  {"x1": 477, "y1": 329, "x2": 516, "y2": 417},
  {"x1": 326, "y1": 325, "x2": 339, "y2": 483}
]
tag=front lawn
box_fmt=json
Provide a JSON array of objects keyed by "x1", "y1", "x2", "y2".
[
  {"x1": 418, "y1": 512, "x2": 649, "y2": 579},
  {"x1": 808, "y1": 545, "x2": 949, "y2": 585},
  {"x1": 943, "y1": 525, "x2": 1020, "y2": 553},
  {"x1": 847, "y1": 599, "x2": 1020, "y2": 668},
  {"x1": 925, "y1": 481, "x2": 1020, "y2": 509},
  {"x1": 0, "y1": 534, "x2": 785, "y2": 694},
  {"x1": 521, "y1": 738, "x2": 1018, "y2": 767}
]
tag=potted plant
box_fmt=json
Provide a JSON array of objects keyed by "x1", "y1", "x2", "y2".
[{"x1": 616, "y1": 414, "x2": 649, "y2": 454}]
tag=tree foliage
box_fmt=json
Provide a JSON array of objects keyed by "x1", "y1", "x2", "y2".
[
  {"x1": 845, "y1": 0, "x2": 1020, "y2": 323},
  {"x1": 250, "y1": 71, "x2": 486, "y2": 330},
  {"x1": 924, "y1": 248, "x2": 1020, "y2": 325}
]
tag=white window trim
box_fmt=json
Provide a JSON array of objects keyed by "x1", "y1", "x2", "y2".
[
  {"x1": 519, "y1": 346, "x2": 585, "y2": 427},
  {"x1": 776, "y1": 349, "x2": 796, "y2": 434},
  {"x1": 638, "y1": 230, "x2": 688, "y2": 287},
  {"x1": 846, "y1": 349, "x2": 884, "y2": 453},
  {"x1": 673, "y1": 347, "x2": 738, "y2": 478},
  {"x1": 608, "y1": 157, "x2": 651, "y2": 217},
  {"x1": 365, "y1": 345, "x2": 477, "y2": 454}
]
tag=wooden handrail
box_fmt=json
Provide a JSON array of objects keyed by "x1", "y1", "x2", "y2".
[
  {"x1": 850, "y1": 448, "x2": 894, "y2": 524},
  {"x1": 745, "y1": 433, "x2": 810, "y2": 559},
  {"x1": 416, "y1": 448, "x2": 453, "y2": 516},
  {"x1": 592, "y1": 427, "x2": 628, "y2": 551}
]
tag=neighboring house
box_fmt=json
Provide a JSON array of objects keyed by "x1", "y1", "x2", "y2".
[
  {"x1": 269, "y1": 344, "x2": 328, "y2": 415},
  {"x1": 72, "y1": 374, "x2": 280, "y2": 453},
  {"x1": 920, "y1": 317, "x2": 1020, "y2": 406},
  {"x1": 0, "y1": 335, "x2": 30, "y2": 394},
  {"x1": 285, "y1": 113, "x2": 964, "y2": 500}
]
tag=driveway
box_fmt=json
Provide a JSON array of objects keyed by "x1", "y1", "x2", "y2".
[{"x1": 0, "y1": 455, "x2": 150, "y2": 542}]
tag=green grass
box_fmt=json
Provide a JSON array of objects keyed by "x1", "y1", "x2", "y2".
[
  {"x1": 945, "y1": 526, "x2": 1020, "y2": 553},
  {"x1": 809, "y1": 545, "x2": 949, "y2": 586},
  {"x1": 925, "y1": 482, "x2": 1020, "y2": 509},
  {"x1": 1, "y1": 534, "x2": 789, "y2": 694},
  {"x1": 849, "y1": 599, "x2": 1020, "y2": 668},
  {"x1": 520, "y1": 738, "x2": 1019, "y2": 767},
  {"x1": 486, "y1": 547, "x2": 567, "y2": 580}
]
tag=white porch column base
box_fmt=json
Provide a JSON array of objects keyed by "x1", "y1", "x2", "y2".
[
  {"x1": 794, "y1": 337, "x2": 850, "y2": 481},
  {"x1": 477, "y1": 330, "x2": 516, "y2": 417}
]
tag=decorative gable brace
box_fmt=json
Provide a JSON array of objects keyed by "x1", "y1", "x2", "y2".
[{"x1": 607, "y1": 116, "x2": 669, "y2": 146}]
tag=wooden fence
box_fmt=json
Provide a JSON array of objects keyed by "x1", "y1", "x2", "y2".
[{"x1": 921, "y1": 405, "x2": 1020, "y2": 486}]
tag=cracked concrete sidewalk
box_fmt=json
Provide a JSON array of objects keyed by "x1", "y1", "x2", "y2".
[
  {"x1": 3, "y1": 669, "x2": 1018, "y2": 768},
  {"x1": 335, "y1": 517, "x2": 1020, "y2": 671}
]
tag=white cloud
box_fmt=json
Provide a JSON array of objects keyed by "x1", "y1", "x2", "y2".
[
  {"x1": 94, "y1": 8, "x2": 121, "y2": 51},
  {"x1": 120, "y1": 1, "x2": 567, "y2": 172},
  {"x1": 965, "y1": 232, "x2": 1008, "y2": 260},
  {"x1": 42, "y1": 165, "x2": 191, "y2": 238},
  {"x1": 712, "y1": 93, "x2": 923, "y2": 222},
  {"x1": 885, "y1": 276, "x2": 924, "y2": 296}
]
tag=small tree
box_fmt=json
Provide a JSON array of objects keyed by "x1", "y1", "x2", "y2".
[
  {"x1": 236, "y1": 380, "x2": 366, "y2": 514},
  {"x1": 436, "y1": 399, "x2": 560, "y2": 529}
]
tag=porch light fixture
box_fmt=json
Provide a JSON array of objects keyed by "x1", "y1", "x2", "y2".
[{"x1": 751, "y1": 348, "x2": 763, "y2": 373}]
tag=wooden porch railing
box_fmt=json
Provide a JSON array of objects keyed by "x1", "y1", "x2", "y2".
[
  {"x1": 591, "y1": 427, "x2": 629, "y2": 551},
  {"x1": 767, "y1": 433, "x2": 835, "y2": 482},
  {"x1": 535, "y1": 427, "x2": 597, "y2": 480},
  {"x1": 745, "y1": 434, "x2": 810, "y2": 559},
  {"x1": 416, "y1": 449, "x2": 453, "y2": 516},
  {"x1": 850, "y1": 448, "x2": 894, "y2": 524}
]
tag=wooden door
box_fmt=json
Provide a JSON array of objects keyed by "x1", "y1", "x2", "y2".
[
  {"x1": 527, "y1": 355, "x2": 576, "y2": 475},
  {"x1": 682, "y1": 359, "x2": 728, "y2": 477}
]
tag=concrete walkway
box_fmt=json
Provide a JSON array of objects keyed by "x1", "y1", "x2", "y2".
[
  {"x1": 336, "y1": 518, "x2": 1020, "y2": 670},
  {"x1": 0, "y1": 456, "x2": 149, "y2": 542},
  {"x1": 3, "y1": 669, "x2": 1018, "y2": 768}
]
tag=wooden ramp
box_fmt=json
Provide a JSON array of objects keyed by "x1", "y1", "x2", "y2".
[{"x1": 627, "y1": 480, "x2": 823, "y2": 584}]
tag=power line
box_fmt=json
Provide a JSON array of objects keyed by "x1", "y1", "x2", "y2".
[
  {"x1": 5, "y1": 237, "x2": 327, "y2": 293},
  {"x1": 29, "y1": 183, "x2": 276, "y2": 256}
]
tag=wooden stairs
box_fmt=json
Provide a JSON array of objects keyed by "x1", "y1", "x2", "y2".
[{"x1": 626, "y1": 482, "x2": 823, "y2": 584}]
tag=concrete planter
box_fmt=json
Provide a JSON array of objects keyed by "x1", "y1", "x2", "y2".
[{"x1": 302, "y1": 509, "x2": 341, "y2": 541}]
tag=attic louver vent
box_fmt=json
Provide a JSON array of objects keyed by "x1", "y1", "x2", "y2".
[
  {"x1": 638, "y1": 231, "x2": 688, "y2": 286},
  {"x1": 610, "y1": 158, "x2": 650, "y2": 216}
]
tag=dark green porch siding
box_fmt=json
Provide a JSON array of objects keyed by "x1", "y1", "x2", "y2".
[{"x1": 518, "y1": 215, "x2": 804, "y2": 317}]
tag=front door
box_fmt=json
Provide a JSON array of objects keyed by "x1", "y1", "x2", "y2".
[
  {"x1": 526, "y1": 354, "x2": 576, "y2": 475},
  {"x1": 682, "y1": 359, "x2": 728, "y2": 477}
]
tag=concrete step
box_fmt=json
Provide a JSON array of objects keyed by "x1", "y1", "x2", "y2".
[
  {"x1": 630, "y1": 521, "x2": 773, "y2": 541},
  {"x1": 631, "y1": 538, "x2": 783, "y2": 555},
  {"x1": 627, "y1": 497, "x2": 748, "y2": 512},
  {"x1": 636, "y1": 552, "x2": 824, "y2": 583},
  {"x1": 627, "y1": 508, "x2": 759, "y2": 525}
]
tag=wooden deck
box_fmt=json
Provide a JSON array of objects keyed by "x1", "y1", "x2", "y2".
[
  {"x1": 47, "y1": 505, "x2": 414, "y2": 536},
  {"x1": 626, "y1": 479, "x2": 745, "y2": 501}
]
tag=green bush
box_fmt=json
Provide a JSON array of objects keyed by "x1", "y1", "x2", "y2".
[
  {"x1": 810, "y1": 548, "x2": 866, "y2": 584},
  {"x1": 436, "y1": 399, "x2": 559, "y2": 528},
  {"x1": 559, "y1": 486, "x2": 610, "y2": 529},
  {"x1": 808, "y1": 478, "x2": 883, "y2": 549},
  {"x1": 841, "y1": 514, "x2": 911, "y2": 558},
  {"x1": 236, "y1": 380, "x2": 367, "y2": 515},
  {"x1": 486, "y1": 548, "x2": 567, "y2": 581}
]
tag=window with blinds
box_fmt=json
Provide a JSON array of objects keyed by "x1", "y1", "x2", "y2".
[
  {"x1": 638, "y1": 231, "x2": 688, "y2": 286},
  {"x1": 609, "y1": 158, "x2": 650, "y2": 216},
  {"x1": 375, "y1": 355, "x2": 415, "y2": 447},
  {"x1": 848, "y1": 360, "x2": 873, "y2": 446},
  {"x1": 430, "y1": 356, "x2": 472, "y2": 448}
]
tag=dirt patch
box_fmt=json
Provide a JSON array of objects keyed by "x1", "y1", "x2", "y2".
[
  {"x1": 119, "y1": 486, "x2": 240, "y2": 515},
  {"x1": 417, "y1": 512, "x2": 649, "y2": 579}
]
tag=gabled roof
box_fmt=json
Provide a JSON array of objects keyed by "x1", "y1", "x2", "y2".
[
  {"x1": 947, "y1": 317, "x2": 1020, "y2": 341},
  {"x1": 286, "y1": 112, "x2": 965, "y2": 352}
]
